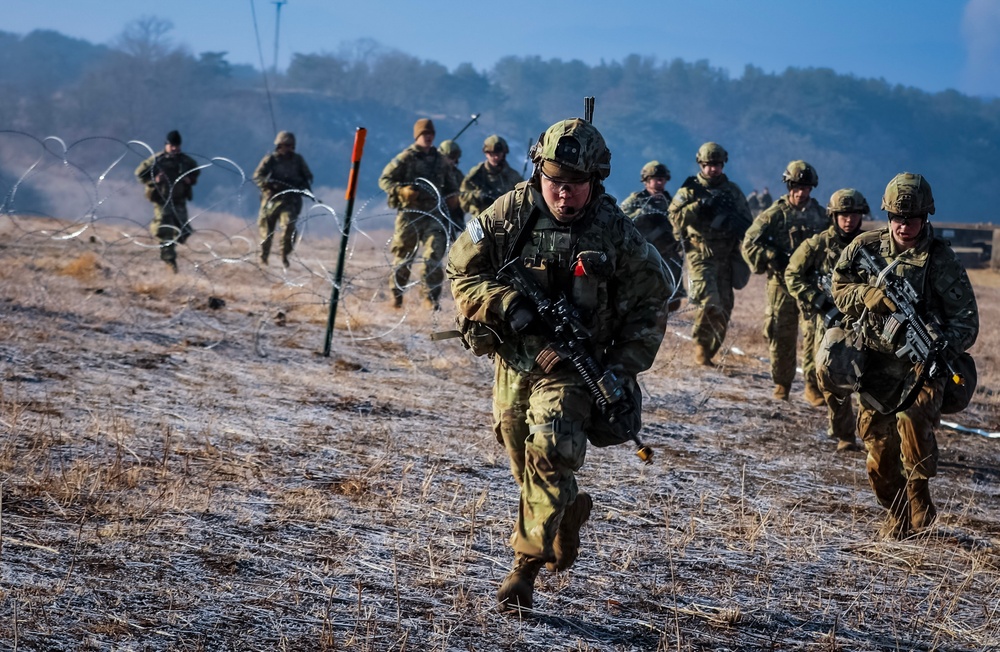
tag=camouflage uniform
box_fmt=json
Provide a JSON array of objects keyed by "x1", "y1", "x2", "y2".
[
  {"x1": 443, "y1": 163, "x2": 466, "y2": 238},
  {"x1": 253, "y1": 132, "x2": 313, "y2": 266},
  {"x1": 786, "y1": 224, "x2": 859, "y2": 445},
  {"x1": 438, "y1": 139, "x2": 466, "y2": 240},
  {"x1": 379, "y1": 142, "x2": 459, "y2": 306},
  {"x1": 832, "y1": 173, "x2": 978, "y2": 538},
  {"x1": 742, "y1": 195, "x2": 828, "y2": 396},
  {"x1": 135, "y1": 141, "x2": 199, "y2": 268},
  {"x1": 448, "y1": 182, "x2": 668, "y2": 561},
  {"x1": 620, "y1": 188, "x2": 684, "y2": 307},
  {"x1": 668, "y1": 172, "x2": 752, "y2": 361},
  {"x1": 460, "y1": 161, "x2": 523, "y2": 217},
  {"x1": 449, "y1": 119, "x2": 669, "y2": 612}
]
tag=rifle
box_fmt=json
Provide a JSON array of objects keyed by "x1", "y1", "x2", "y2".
[
  {"x1": 498, "y1": 255, "x2": 653, "y2": 463},
  {"x1": 584, "y1": 96, "x2": 595, "y2": 122},
  {"x1": 701, "y1": 188, "x2": 750, "y2": 235},
  {"x1": 452, "y1": 113, "x2": 481, "y2": 141},
  {"x1": 749, "y1": 229, "x2": 789, "y2": 271},
  {"x1": 854, "y1": 245, "x2": 966, "y2": 413},
  {"x1": 814, "y1": 273, "x2": 844, "y2": 328}
]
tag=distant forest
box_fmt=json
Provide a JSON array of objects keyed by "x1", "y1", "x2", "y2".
[{"x1": 2, "y1": 20, "x2": 999, "y2": 223}]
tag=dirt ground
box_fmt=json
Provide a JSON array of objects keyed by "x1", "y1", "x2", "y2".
[{"x1": 1, "y1": 217, "x2": 999, "y2": 652}]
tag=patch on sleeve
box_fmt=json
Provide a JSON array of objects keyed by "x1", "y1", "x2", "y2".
[
  {"x1": 947, "y1": 284, "x2": 965, "y2": 302},
  {"x1": 466, "y1": 218, "x2": 485, "y2": 244}
]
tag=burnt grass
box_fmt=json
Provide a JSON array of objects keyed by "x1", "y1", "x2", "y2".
[{"x1": 1, "y1": 219, "x2": 999, "y2": 652}]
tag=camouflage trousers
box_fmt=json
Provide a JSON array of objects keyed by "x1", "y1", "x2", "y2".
[
  {"x1": 493, "y1": 360, "x2": 589, "y2": 562},
  {"x1": 149, "y1": 200, "x2": 192, "y2": 264},
  {"x1": 858, "y1": 379, "x2": 943, "y2": 513},
  {"x1": 258, "y1": 198, "x2": 301, "y2": 262},
  {"x1": 764, "y1": 277, "x2": 819, "y2": 389},
  {"x1": 684, "y1": 234, "x2": 739, "y2": 358},
  {"x1": 813, "y1": 321, "x2": 856, "y2": 443},
  {"x1": 389, "y1": 210, "x2": 447, "y2": 302}
]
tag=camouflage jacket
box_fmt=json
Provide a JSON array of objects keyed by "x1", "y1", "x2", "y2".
[
  {"x1": 379, "y1": 144, "x2": 458, "y2": 211},
  {"x1": 831, "y1": 225, "x2": 979, "y2": 360},
  {"x1": 459, "y1": 161, "x2": 523, "y2": 216},
  {"x1": 620, "y1": 189, "x2": 677, "y2": 253},
  {"x1": 742, "y1": 195, "x2": 828, "y2": 285},
  {"x1": 444, "y1": 164, "x2": 466, "y2": 225},
  {"x1": 668, "y1": 173, "x2": 752, "y2": 243},
  {"x1": 785, "y1": 225, "x2": 852, "y2": 314},
  {"x1": 253, "y1": 151, "x2": 313, "y2": 203},
  {"x1": 134, "y1": 151, "x2": 200, "y2": 205},
  {"x1": 447, "y1": 181, "x2": 670, "y2": 376}
]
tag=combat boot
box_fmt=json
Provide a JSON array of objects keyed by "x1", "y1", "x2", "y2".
[
  {"x1": 497, "y1": 553, "x2": 544, "y2": 613},
  {"x1": 773, "y1": 384, "x2": 790, "y2": 401},
  {"x1": 547, "y1": 492, "x2": 593, "y2": 572},
  {"x1": 803, "y1": 381, "x2": 825, "y2": 407},
  {"x1": 693, "y1": 345, "x2": 713, "y2": 366},
  {"x1": 879, "y1": 491, "x2": 911, "y2": 540},
  {"x1": 907, "y1": 478, "x2": 937, "y2": 532},
  {"x1": 390, "y1": 291, "x2": 403, "y2": 309}
]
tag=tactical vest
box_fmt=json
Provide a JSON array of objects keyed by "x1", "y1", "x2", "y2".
[{"x1": 486, "y1": 185, "x2": 620, "y2": 372}]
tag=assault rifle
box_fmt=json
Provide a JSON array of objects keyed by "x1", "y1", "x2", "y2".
[
  {"x1": 855, "y1": 245, "x2": 966, "y2": 412},
  {"x1": 498, "y1": 255, "x2": 653, "y2": 463},
  {"x1": 814, "y1": 273, "x2": 844, "y2": 328},
  {"x1": 701, "y1": 188, "x2": 750, "y2": 235}
]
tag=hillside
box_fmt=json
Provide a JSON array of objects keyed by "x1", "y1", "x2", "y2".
[
  {"x1": 1, "y1": 214, "x2": 998, "y2": 651},
  {"x1": 2, "y1": 26, "x2": 1000, "y2": 221}
]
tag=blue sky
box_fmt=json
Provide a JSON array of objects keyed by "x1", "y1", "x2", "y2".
[{"x1": 4, "y1": 0, "x2": 1000, "y2": 98}]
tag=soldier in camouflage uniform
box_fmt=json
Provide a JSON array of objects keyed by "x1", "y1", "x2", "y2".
[
  {"x1": 832, "y1": 173, "x2": 978, "y2": 539},
  {"x1": 668, "y1": 143, "x2": 753, "y2": 366},
  {"x1": 379, "y1": 119, "x2": 460, "y2": 309},
  {"x1": 447, "y1": 118, "x2": 669, "y2": 613},
  {"x1": 742, "y1": 161, "x2": 829, "y2": 403},
  {"x1": 459, "y1": 135, "x2": 523, "y2": 217},
  {"x1": 253, "y1": 131, "x2": 314, "y2": 267},
  {"x1": 438, "y1": 140, "x2": 466, "y2": 240},
  {"x1": 134, "y1": 130, "x2": 200, "y2": 272},
  {"x1": 620, "y1": 161, "x2": 684, "y2": 310},
  {"x1": 785, "y1": 189, "x2": 870, "y2": 452}
]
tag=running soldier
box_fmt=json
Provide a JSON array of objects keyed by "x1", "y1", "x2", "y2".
[{"x1": 742, "y1": 160, "x2": 828, "y2": 403}]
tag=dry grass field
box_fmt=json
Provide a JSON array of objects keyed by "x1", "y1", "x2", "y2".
[{"x1": 1, "y1": 215, "x2": 998, "y2": 651}]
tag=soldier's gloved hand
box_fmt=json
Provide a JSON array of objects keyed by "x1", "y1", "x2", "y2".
[
  {"x1": 861, "y1": 287, "x2": 897, "y2": 314},
  {"x1": 811, "y1": 292, "x2": 832, "y2": 313},
  {"x1": 506, "y1": 297, "x2": 536, "y2": 333}
]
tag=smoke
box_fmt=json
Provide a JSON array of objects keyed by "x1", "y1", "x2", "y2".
[{"x1": 961, "y1": 0, "x2": 1000, "y2": 97}]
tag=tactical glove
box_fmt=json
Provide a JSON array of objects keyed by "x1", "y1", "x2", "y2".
[
  {"x1": 397, "y1": 185, "x2": 424, "y2": 208},
  {"x1": 506, "y1": 297, "x2": 536, "y2": 333},
  {"x1": 861, "y1": 287, "x2": 897, "y2": 314}
]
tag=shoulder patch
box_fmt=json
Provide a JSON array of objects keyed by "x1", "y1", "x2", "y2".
[{"x1": 466, "y1": 218, "x2": 485, "y2": 244}]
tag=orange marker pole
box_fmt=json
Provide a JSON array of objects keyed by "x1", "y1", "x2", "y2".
[{"x1": 324, "y1": 127, "x2": 367, "y2": 357}]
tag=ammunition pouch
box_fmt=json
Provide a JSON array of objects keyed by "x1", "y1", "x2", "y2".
[
  {"x1": 816, "y1": 326, "x2": 865, "y2": 397},
  {"x1": 457, "y1": 315, "x2": 500, "y2": 357}
]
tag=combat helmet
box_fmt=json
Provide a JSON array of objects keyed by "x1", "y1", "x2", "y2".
[
  {"x1": 881, "y1": 172, "x2": 935, "y2": 216},
  {"x1": 826, "y1": 188, "x2": 869, "y2": 217},
  {"x1": 695, "y1": 142, "x2": 728, "y2": 165},
  {"x1": 483, "y1": 135, "x2": 510, "y2": 154},
  {"x1": 782, "y1": 160, "x2": 818, "y2": 188},
  {"x1": 641, "y1": 160, "x2": 670, "y2": 181},
  {"x1": 827, "y1": 188, "x2": 868, "y2": 240},
  {"x1": 530, "y1": 118, "x2": 611, "y2": 181},
  {"x1": 274, "y1": 131, "x2": 296, "y2": 147},
  {"x1": 438, "y1": 139, "x2": 462, "y2": 160}
]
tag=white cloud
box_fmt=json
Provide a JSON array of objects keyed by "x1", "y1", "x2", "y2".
[{"x1": 961, "y1": 0, "x2": 1000, "y2": 97}]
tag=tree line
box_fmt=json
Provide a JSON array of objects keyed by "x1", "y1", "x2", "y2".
[{"x1": 1, "y1": 20, "x2": 998, "y2": 223}]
